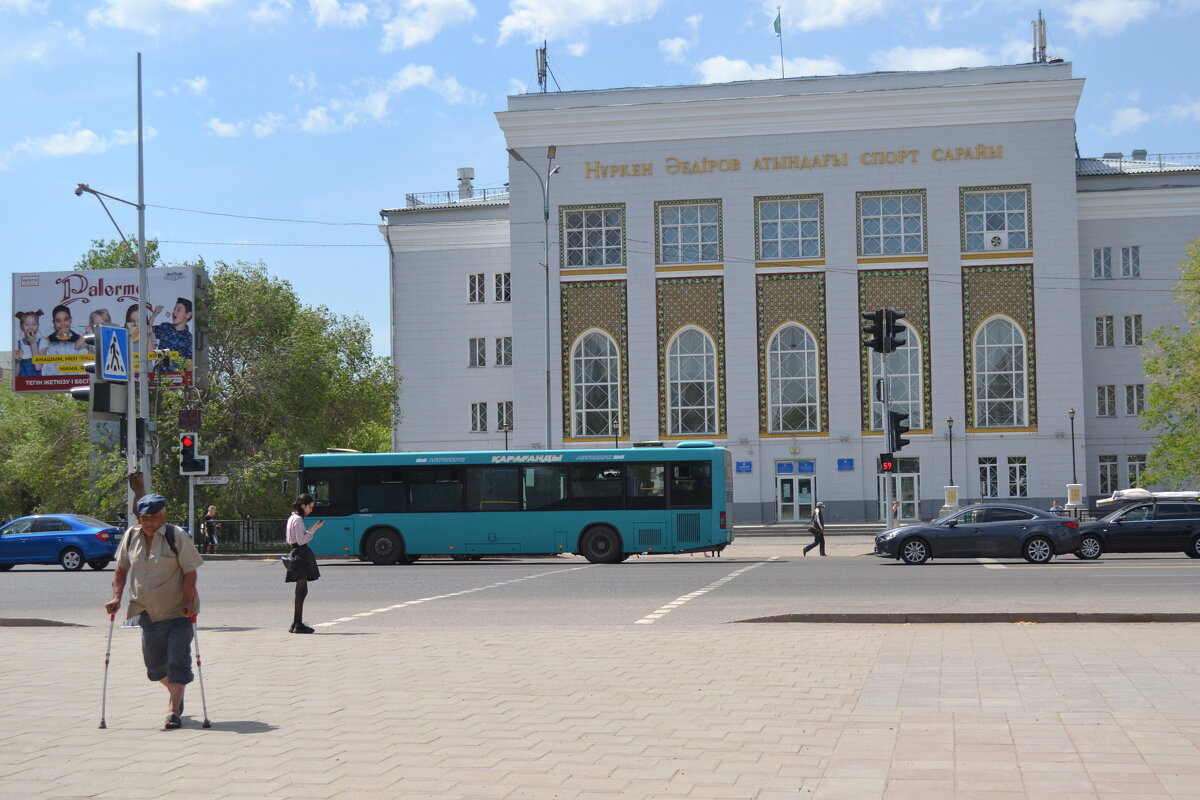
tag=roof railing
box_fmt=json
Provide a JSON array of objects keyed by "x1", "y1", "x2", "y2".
[
  {"x1": 1077, "y1": 152, "x2": 1200, "y2": 175},
  {"x1": 404, "y1": 186, "x2": 510, "y2": 207}
]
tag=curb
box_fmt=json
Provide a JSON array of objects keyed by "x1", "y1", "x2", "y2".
[{"x1": 736, "y1": 612, "x2": 1200, "y2": 624}]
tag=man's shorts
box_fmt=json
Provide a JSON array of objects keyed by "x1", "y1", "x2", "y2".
[{"x1": 139, "y1": 613, "x2": 194, "y2": 684}]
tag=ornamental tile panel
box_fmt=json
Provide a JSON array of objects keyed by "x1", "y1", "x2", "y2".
[
  {"x1": 560, "y1": 280, "x2": 629, "y2": 439},
  {"x1": 961, "y1": 263, "x2": 1037, "y2": 428},
  {"x1": 857, "y1": 269, "x2": 931, "y2": 431},
  {"x1": 655, "y1": 277, "x2": 726, "y2": 436},
  {"x1": 755, "y1": 272, "x2": 828, "y2": 434}
]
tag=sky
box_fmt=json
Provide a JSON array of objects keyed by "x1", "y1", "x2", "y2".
[{"x1": 3, "y1": 0, "x2": 1199, "y2": 357}]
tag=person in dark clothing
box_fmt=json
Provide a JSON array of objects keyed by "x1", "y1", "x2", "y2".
[{"x1": 804, "y1": 500, "x2": 827, "y2": 556}]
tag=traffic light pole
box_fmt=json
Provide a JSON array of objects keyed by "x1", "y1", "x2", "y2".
[{"x1": 880, "y1": 350, "x2": 895, "y2": 530}]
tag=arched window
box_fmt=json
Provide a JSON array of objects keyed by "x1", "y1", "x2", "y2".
[
  {"x1": 767, "y1": 324, "x2": 820, "y2": 432},
  {"x1": 571, "y1": 330, "x2": 620, "y2": 437},
  {"x1": 870, "y1": 334, "x2": 923, "y2": 430},
  {"x1": 973, "y1": 316, "x2": 1027, "y2": 427},
  {"x1": 667, "y1": 327, "x2": 718, "y2": 436}
]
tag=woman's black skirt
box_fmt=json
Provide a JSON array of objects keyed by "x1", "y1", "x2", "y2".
[{"x1": 284, "y1": 543, "x2": 321, "y2": 583}]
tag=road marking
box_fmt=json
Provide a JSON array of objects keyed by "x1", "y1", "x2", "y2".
[
  {"x1": 315, "y1": 565, "x2": 590, "y2": 628},
  {"x1": 634, "y1": 557, "x2": 777, "y2": 625},
  {"x1": 977, "y1": 558, "x2": 1007, "y2": 569}
]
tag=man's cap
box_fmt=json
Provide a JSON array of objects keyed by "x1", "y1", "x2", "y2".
[
  {"x1": 136, "y1": 494, "x2": 167, "y2": 515},
  {"x1": 815, "y1": 501, "x2": 825, "y2": 507}
]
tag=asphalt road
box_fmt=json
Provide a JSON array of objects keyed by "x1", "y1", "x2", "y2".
[{"x1": 6, "y1": 538, "x2": 1199, "y2": 631}]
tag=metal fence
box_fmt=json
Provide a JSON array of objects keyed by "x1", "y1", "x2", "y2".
[
  {"x1": 404, "y1": 186, "x2": 509, "y2": 206},
  {"x1": 194, "y1": 518, "x2": 291, "y2": 554}
]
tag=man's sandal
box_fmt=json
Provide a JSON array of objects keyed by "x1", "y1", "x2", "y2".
[{"x1": 164, "y1": 714, "x2": 182, "y2": 730}]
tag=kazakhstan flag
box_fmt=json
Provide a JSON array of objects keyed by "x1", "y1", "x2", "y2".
[{"x1": 773, "y1": 12, "x2": 781, "y2": 36}]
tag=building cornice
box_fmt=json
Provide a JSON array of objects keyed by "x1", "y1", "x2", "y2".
[
  {"x1": 1077, "y1": 187, "x2": 1200, "y2": 220},
  {"x1": 380, "y1": 218, "x2": 509, "y2": 252},
  {"x1": 497, "y1": 79, "x2": 1084, "y2": 147}
]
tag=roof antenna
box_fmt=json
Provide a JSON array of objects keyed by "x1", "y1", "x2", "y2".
[
  {"x1": 1032, "y1": 10, "x2": 1048, "y2": 63},
  {"x1": 536, "y1": 41, "x2": 548, "y2": 92}
]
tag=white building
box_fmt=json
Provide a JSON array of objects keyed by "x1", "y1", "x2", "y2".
[{"x1": 380, "y1": 62, "x2": 1200, "y2": 524}]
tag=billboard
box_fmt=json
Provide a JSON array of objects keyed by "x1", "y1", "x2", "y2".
[{"x1": 11, "y1": 267, "x2": 204, "y2": 392}]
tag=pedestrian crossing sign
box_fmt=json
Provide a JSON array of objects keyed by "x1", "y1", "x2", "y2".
[{"x1": 98, "y1": 324, "x2": 130, "y2": 383}]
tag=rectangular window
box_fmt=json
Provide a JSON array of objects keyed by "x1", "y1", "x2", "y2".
[
  {"x1": 1096, "y1": 385, "x2": 1116, "y2": 417},
  {"x1": 1120, "y1": 246, "x2": 1140, "y2": 278},
  {"x1": 625, "y1": 463, "x2": 666, "y2": 511},
  {"x1": 757, "y1": 195, "x2": 822, "y2": 260},
  {"x1": 468, "y1": 337, "x2": 486, "y2": 368},
  {"x1": 1092, "y1": 247, "x2": 1112, "y2": 279},
  {"x1": 409, "y1": 467, "x2": 465, "y2": 513},
  {"x1": 494, "y1": 272, "x2": 511, "y2": 302},
  {"x1": 468, "y1": 273, "x2": 485, "y2": 303},
  {"x1": 1098, "y1": 455, "x2": 1119, "y2": 496},
  {"x1": 495, "y1": 336, "x2": 512, "y2": 367},
  {"x1": 569, "y1": 464, "x2": 624, "y2": 510},
  {"x1": 658, "y1": 200, "x2": 720, "y2": 264},
  {"x1": 465, "y1": 466, "x2": 519, "y2": 512},
  {"x1": 1123, "y1": 314, "x2": 1142, "y2": 346},
  {"x1": 962, "y1": 187, "x2": 1029, "y2": 251},
  {"x1": 1095, "y1": 316, "x2": 1114, "y2": 347},
  {"x1": 669, "y1": 462, "x2": 713, "y2": 509},
  {"x1": 470, "y1": 402, "x2": 487, "y2": 433},
  {"x1": 1127, "y1": 454, "x2": 1147, "y2": 488},
  {"x1": 859, "y1": 191, "x2": 925, "y2": 256},
  {"x1": 1124, "y1": 384, "x2": 1145, "y2": 416},
  {"x1": 978, "y1": 456, "x2": 998, "y2": 499},
  {"x1": 1007, "y1": 456, "x2": 1028, "y2": 498},
  {"x1": 497, "y1": 400, "x2": 513, "y2": 430},
  {"x1": 564, "y1": 206, "x2": 625, "y2": 267}
]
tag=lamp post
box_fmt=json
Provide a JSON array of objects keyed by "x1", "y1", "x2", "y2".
[
  {"x1": 1068, "y1": 408, "x2": 1077, "y2": 484},
  {"x1": 500, "y1": 424, "x2": 512, "y2": 451},
  {"x1": 506, "y1": 145, "x2": 560, "y2": 451},
  {"x1": 946, "y1": 416, "x2": 954, "y2": 485}
]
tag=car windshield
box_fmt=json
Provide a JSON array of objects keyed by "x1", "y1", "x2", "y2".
[
  {"x1": 66, "y1": 514, "x2": 110, "y2": 528},
  {"x1": 932, "y1": 509, "x2": 966, "y2": 525},
  {"x1": 1105, "y1": 504, "x2": 1152, "y2": 523}
]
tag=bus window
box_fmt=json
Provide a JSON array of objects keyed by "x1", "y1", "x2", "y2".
[
  {"x1": 408, "y1": 467, "x2": 465, "y2": 513},
  {"x1": 626, "y1": 463, "x2": 666, "y2": 510},
  {"x1": 304, "y1": 468, "x2": 356, "y2": 516},
  {"x1": 357, "y1": 467, "x2": 407, "y2": 513},
  {"x1": 522, "y1": 465, "x2": 568, "y2": 511},
  {"x1": 466, "y1": 466, "x2": 520, "y2": 511},
  {"x1": 669, "y1": 462, "x2": 712, "y2": 509},
  {"x1": 570, "y1": 464, "x2": 623, "y2": 510}
]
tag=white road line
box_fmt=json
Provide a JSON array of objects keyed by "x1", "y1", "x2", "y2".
[
  {"x1": 315, "y1": 565, "x2": 591, "y2": 628},
  {"x1": 977, "y1": 558, "x2": 1007, "y2": 569},
  {"x1": 634, "y1": 557, "x2": 777, "y2": 625}
]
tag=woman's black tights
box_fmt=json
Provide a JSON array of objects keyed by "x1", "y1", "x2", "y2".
[{"x1": 293, "y1": 580, "x2": 308, "y2": 626}]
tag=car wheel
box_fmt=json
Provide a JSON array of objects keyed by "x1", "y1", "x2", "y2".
[
  {"x1": 363, "y1": 530, "x2": 402, "y2": 565},
  {"x1": 1188, "y1": 535, "x2": 1200, "y2": 559},
  {"x1": 0, "y1": 564, "x2": 13, "y2": 572},
  {"x1": 579, "y1": 525, "x2": 623, "y2": 564},
  {"x1": 1076, "y1": 535, "x2": 1103, "y2": 560},
  {"x1": 1023, "y1": 536, "x2": 1054, "y2": 564},
  {"x1": 87, "y1": 559, "x2": 111, "y2": 570},
  {"x1": 900, "y1": 537, "x2": 929, "y2": 565},
  {"x1": 59, "y1": 547, "x2": 85, "y2": 571}
]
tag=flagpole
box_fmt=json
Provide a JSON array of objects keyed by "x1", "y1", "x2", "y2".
[{"x1": 776, "y1": 6, "x2": 785, "y2": 78}]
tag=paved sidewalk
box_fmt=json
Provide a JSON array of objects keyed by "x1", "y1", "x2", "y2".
[{"x1": 2, "y1": 620, "x2": 1199, "y2": 799}]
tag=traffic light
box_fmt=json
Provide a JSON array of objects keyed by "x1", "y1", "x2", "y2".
[
  {"x1": 862, "y1": 310, "x2": 885, "y2": 353},
  {"x1": 178, "y1": 432, "x2": 209, "y2": 476},
  {"x1": 888, "y1": 410, "x2": 911, "y2": 452},
  {"x1": 884, "y1": 309, "x2": 907, "y2": 353},
  {"x1": 880, "y1": 453, "x2": 896, "y2": 473},
  {"x1": 67, "y1": 334, "x2": 127, "y2": 418}
]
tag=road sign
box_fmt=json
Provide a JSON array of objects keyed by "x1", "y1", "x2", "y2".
[
  {"x1": 192, "y1": 475, "x2": 228, "y2": 486},
  {"x1": 98, "y1": 325, "x2": 129, "y2": 383}
]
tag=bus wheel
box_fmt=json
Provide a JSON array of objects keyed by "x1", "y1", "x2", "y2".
[
  {"x1": 364, "y1": 530, "x2": 402, "y2": 565},
  {"x1": 580, "y1": 526, "x2": 623, "y2": 564}
]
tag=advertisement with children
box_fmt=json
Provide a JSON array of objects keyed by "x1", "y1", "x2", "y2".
[{"x1": 11, "y1": 267, "x2": 202, "y2": 392}]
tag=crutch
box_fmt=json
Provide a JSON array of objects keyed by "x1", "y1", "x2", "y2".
[
  {"x1": 189, "y1": 616, "x2": 211, "y2": 728},
  {"x1": 99, "y1": 612, "x2": 115, "y2": 729}
]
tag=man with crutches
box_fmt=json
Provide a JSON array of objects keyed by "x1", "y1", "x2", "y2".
[{"x1": 104, "y1": 494, "x2": 205, "y2": 730}]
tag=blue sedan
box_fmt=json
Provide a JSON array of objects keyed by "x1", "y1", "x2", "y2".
[{"x1": 0, "y1": 515, "x2": 123, "y2": 571}]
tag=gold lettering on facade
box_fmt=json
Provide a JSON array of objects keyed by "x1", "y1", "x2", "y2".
[
  {"x1": 932, "y1": 144, "x2": 1003, "y2": 162},
  {"x1": 665, "y1": 157, "x2": 742, "y2": 175},
  {"x1": 585, "y1": 161, "x2": 654, "y2": 178},
  {"x1": 752, "y1": 153, "x2": 848, "y2": 171},
  {"x1": 860, "y1": 149, "x2": 919, "y2": 166}
]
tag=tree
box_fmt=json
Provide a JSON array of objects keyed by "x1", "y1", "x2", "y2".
[{"x1": 1141, "y1": 238, "x2": 1200, "y2": 489}]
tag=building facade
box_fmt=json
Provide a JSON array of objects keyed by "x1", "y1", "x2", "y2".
[{"x1": 380, "y1": 62, "x2": 1200, "y2": 524}]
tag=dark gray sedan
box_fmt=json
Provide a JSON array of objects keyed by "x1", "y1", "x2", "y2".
[{"x1": 874, "y1": 503, "x2": 1082, "y2": 565}]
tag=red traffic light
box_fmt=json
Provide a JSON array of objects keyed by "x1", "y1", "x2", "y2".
[{"x1": 180, "y1": 435, "x2": 195, "y2": 448}]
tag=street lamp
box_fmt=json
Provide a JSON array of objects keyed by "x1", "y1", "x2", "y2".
[
  {"x1": 500, "y1": 424, "x2": 512, "y2": 451},
  {"x1": 1068, "y1": 408, "x2": 1077, "y2": 484},
  {"x1": 946, "y1": 416, "x2": 954, "y2": 485},
  {"x1": 507, "y1": 145, "x2": 560, "y2": 450}
]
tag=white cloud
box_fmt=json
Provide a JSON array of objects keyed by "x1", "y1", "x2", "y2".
[
  {"x1": 695, "y1": 55, "x2": 845, "y2": 83},
  {"x1": 658, "y1": 36, "x2": 689, "y2": 63},
  {"x1": 509, "y1": 77, "x2": 529, "y2": 95},
  {"x1": 766, "y1": 0, "x2": 890, "y2": 33},
  {"x1": 206, "y1": 117, "x2": 243, "y2": 137},
  {"x1": 1100, "y1": 106, "x2": 1151, "y2": 134},
  {"x1": 870, "y1": 45, "x2": 992, "y2": 72},
  {"x1": 685, "y1": 13, "x2": 702, "y2": 32},
  {"x1": 301, "y1": 105, "x2": 340, "y2": 133},
  {"x1": 87, "y1": 0, "x2": 235, "y2": 35},
  {"x1": 385, "y1": 63, "x2": 479, "y2": 104},
  {"x1": 9, "y1": 121, "x2": 150, "y2": 160},
  {"x1": 1169, "y1": 99, "x2": 1200, "y2": 121},
  {"x1": 1, "y1": 0, "x2": 50, "y2": 13},
  {"x1": 249, "y1": 0, "x2": 292, "y2": 23},
  {"x1": 309, "y1": 0, "x2": 367, "y2": 28},
  {"x1": 498, "y1": 0, "x2": 664, "y2": 44},
  {"x1": 382, "y1": 0, "x2": 476, "y2": 51},
  {"x1": 253, "y1": 112, "x2": 286, "y2": 137},
  {"x1": 289, "y1": 71, "x2": 319, "y2": 93},
  {"x1": 924, "y1": 4, "x2": 944, "y2": 29},
  {"x1": 183, "y1": 76, "x2": 209, "y2": 95},
  {"x1": 1063, "y1": 0, "x2": 1159, "y2": 36}
]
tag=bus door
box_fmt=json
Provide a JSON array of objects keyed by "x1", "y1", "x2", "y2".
[
  {"x1": 306, "y1": 468, "x2": 361, "y2": 557},
  {"x1": 669, "y1": 461, "x2": 713, "y2": 549},
  {"x1": 626, "y1": 463, "x2": 670, "y2": 552}
]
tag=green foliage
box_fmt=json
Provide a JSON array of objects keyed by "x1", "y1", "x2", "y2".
[
  {"x1": 74, "y1": 238, "x2": 162, "y2": 271},
  {"x1": 0, "y1": 242, "x2": 400, "y2": 520},
  {"x1": 1141, "y1": 238, "x2": 1200, "y2": 489}
]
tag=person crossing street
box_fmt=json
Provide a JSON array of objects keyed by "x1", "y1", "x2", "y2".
[{"x1": 804, "y1": 500, "x2": 827, "y2": 557}]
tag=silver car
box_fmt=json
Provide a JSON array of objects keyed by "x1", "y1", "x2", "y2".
[{"x1": 874, "y1": 503, "x2": 1082, "y2": 565}]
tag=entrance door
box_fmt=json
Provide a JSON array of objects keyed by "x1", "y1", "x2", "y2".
[
  {"x1": 877, "y1": 472, "x2": 920, "y2": 521},
  {"x1": 776, "y1": 475, "x2": 814, "y2": 523}
]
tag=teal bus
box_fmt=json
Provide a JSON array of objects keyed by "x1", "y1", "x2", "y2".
[{"x1": 298, "y1": 441, "x2": 733, "y2": 564}]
